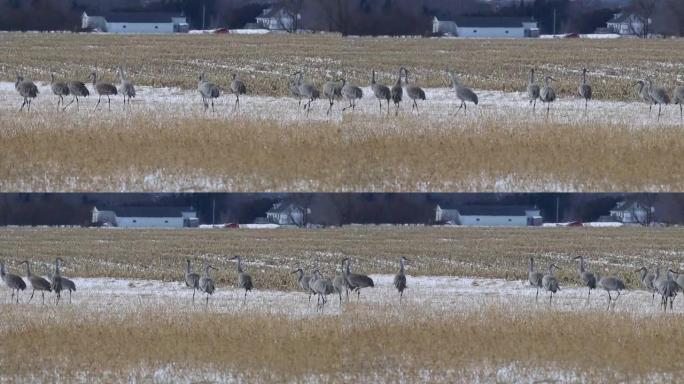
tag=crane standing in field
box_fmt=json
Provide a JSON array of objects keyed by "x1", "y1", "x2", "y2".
[
  {"x1": 659, "y1": 268, "x2": 680, "y2": 312},
  {"x1": 289, "y1": 72, "x2": 303, "y2": 108},
  {"x1": 296, "y1": 72, "x2": 320, "y2": 117},
  {"x1": 540, "y1": 76, "x2": 557, "y2": 119},
  {"x1": 371, "y1": 70, "x2": 391, "y2": 115},
  {"x1": 117, "y1": 67, "x2": 136, "y2": 108},
  {"x1": 402, "y1": 67, "x2": 426, "y2": 113},
  {"x1": 1, "y1": 261, "x2": 26, "y2": 304},
  {"x1": 199, "y1": 264, "x2": 217, "y2": 308},
  {"x1": 597, "y1": 274, "x2": 625, "y2": 311},
  {"x1": 185, "y1": 259, "x2": 200, "y2": 303},
  {"x1": 322, "y1": 78, "x2": 343, "y2": 116},
  {"x1": 15, "y1": 73, "x2": 39, "y2": 112},
  {"x1": 310, "y1": 269, "x2": 334, "y2": 311},
  {"x1": 542, "y1": 263, "x2": 560, "y2": 305},
  {"x1": 573, "y1": 256, "x2": 596, "y2": 301},
  {"x1": 447, "y1": 69, "x2": 478, "y2": 115},
  {"x1": 332, "y1": 263, "x2": 348, "y2": 305},
  {"x1": 292, "y1": 268, "x2": 315, "y2": 303},
  {"x1": 50, "y1": 73, "x2": 69, "y2": 110},
  {"x1": 635, "y1": 266, "x2": 656, "y2": 303},
  {"x1": 198, "y1": 72, "x2": 220, "y2": 112},
  {"x1": 90, "y1": 71, "x2": 118, "y2": 111},
  {"x1": 633, "y1": 80, "x2": 654, "y2": 115},
  {"x1": 341, "y1": 78, "x2": 363, "y2": 112},
  {"x1": 578, "y1": 68, "x2": 592, "y2": 114},
  {"x1": 49, "y1": 257, "x2": 64, "y2": 305},
  {"x1": 63, "y1": 77, "x2": 90, "y2": 111},
  {"x1": 394, "y1": 256, "x2": 408, "y2": 303},
  {"x1": 391, "y1": 67, "x2": 403, "y2": 116},
  {"x1": 230, "y1": 255, "x2": 253, "y2": 304},
  {"x1": 528, "y1": 256, "x2": 544, "y2": 302},
  {"x1": 343, "y1": 258, "x2": 374, "y2": 301},
  {"x1": 527, "y1": 68, "x2": 540, "y2": 112},
  {"x1": 674, "y1": 83, "x2": 684, "y2": 122},
  {"x1": 230, "y1": 73, "x2": 247, "y2": 111},
  {"x1": 19, "y1": 260, "x2": 51, "y2": 305},
  {"x1": 647, "y1": 79, "x2": 670, "y2": 121}
]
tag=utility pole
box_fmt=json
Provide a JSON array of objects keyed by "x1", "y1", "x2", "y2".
[
  {"x1": 202, "y1": 3, "x2": 206, "y2": 30},
  {"x1": 212, "y1": 197, "x2": 215, "y2": 225},
  {"x1": 553, "y1": 8, "x2": 557, "y2": 35},
  {"x1": 555, "y1": 195, "x2": 560, "y2": 223}
]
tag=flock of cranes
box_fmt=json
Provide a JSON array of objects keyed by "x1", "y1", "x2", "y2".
[
  {"x1": 0, "y1": 258, "x2": 75, "y2": 305},
  {"x1": 14, "y1": 67, "x2": 683, "y2": 119}
]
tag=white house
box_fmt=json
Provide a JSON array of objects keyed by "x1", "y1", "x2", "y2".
[
  {"x1": 92, "y1": 206, "x2": 198, "y2": 228},
  {"x1": 82, "y1": 12, "x2": 189, "y2": 33},
  {"x1": 606, "y1": 12, "x2": 647, "y2": 36},
  {"x1": 433, "y1": 16, "x2": 539, "y2": 38},
  {"x1": 435, "y1": 204, "x2": 542, "y2": 226},
  {"x1": 264, "y1": 202, "x2": 307, "y2": 226},
  {"x1": 609, "y1": 200, "x2": 651, "y2": 224},
  {"x1": 255, "y1": 7, "x2": 299, "y2": 31}
]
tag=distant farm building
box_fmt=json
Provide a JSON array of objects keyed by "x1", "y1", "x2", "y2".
[
  {"x1": 605, "y1": 12, "x2": 647, "y2": 36},
  {"x1": 81, "y1": 12, "x2": 189, "y2": 33},
  {"x1": 607, "y1": 200, "x2": 652, "y2": 224},
  {"x1": 253, "y1": 202, "x2": 307, "y2": 226},
  {"x1": 254, "y1": 7, "x2": 300, "y2": 31},
  {"x1": 435, "y1": 204, "x2": 542, "y2": 226},
  {"x1": 432, "y1": 16, "x2": 539, "y2": 38},
  {"x1": 92, "y1": 206, "x2": 198, "y2": 228}
]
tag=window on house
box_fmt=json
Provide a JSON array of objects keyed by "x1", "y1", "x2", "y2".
[
  {"x1": 473, "y1": 29, "x2": 477, "y2": 33},
  {"x1": 476, "y1": 218, "x2": 480, "y2": 221},
  {"x1": 164, "y1": 220, "x2": 168, "y2": 223},
  {"x1": 505, "y1": 30, "x2": 509, "y2": 34},
  {"x1": 123, "y1": 25, "x2": 127, "y2": 28},
  {"x1": 155, "y1": 26, "x2": 159, "y2": 29},
  {"x1": 132, "y1": 219, "x2": 136, "y2": 223},
  {"x1": 508, "y1": 218, "x2": 512, "y2": 222}
]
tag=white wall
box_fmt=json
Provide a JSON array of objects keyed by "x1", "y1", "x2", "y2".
[
  {"x1": 459, "y1": 215, "x2": 528, "y2": 226},
  {"x1": 116, "y1": 217, "x2": 185, "y2": 228},
  {"x1": 106, "y1": 22, "x2": 175, "y2": 33},
  {"x1": 456, "y1": 27, "x2": 525, "y2": 38}
]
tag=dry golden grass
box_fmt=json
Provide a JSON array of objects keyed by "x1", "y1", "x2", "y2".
[
  {"x1": 2, "y1": 33, "x2": 684, "y2": 100},
  {"x1": 1, "y1": 226, "x2": 684, "y2": 290},
  {"x1": 1, "y1": 302, "x2": 683, "y2": 382},
  {"x1": 1, "y1": 111, "x2": 684, "y2": 191}
]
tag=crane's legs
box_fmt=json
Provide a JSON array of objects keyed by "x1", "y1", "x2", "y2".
[
  {"x1": 28, "y1": 289, "x2": 35, "y2": 303},
  {"x1": 94, "y1": 96, "x2": 102, "y2": 111},
  {"x1": 549, "y1": 292, "x2": 553, "y2": 305},
  {"x1": 399, "y1": 290, "x2": 403, "y2": 303},
  {"x1": 19, "y1": 98, "x2": 28, "y2": 112},
  {"x1": 584, "y1": 98, "x2": 588, "y2": 115},
  {"x1": 211, "y1": 99, "x2": 215, "y2": 113},
  {"x1": 192, "y1": 288, "x2": 196, "y2": 304},
  {"x1": 63, "y1": 97, "x2": 76, "y2": 111},
  {"x1": 546, "y1": 103, "x2": 551, "y2": 119},
  {"x1": 243, "y1": 290, "x2": 248, "y2": 305},
  {"x1": 327, "y1": 99, "x2": 334, "y2": 116},
  {"x1": 394, "y1": 102, "x2": 399, "y2": 116},
  {"x1": 107, "y1": 96, "x2": 111, "y2": 111},
  {"x1": 41, "y1": 291, "x2": 45, "y2": 305},
  {"x1": 68, "y1": 290, "x2": 72, "y2": 304},
  {"x1": 587, "y1": 288, "x2": 591, "y2": 302},
  {"x1": 657, "y1": 104, "x2": 662, "y2": 121},
  {"x1": 387, "y1": 100, "x2": 390, "y2": 115},
  {"x1": 456, "y1": 101, "x2": 465, "y2": 115},
  {"x1": 606, "y1": 291, "x2": 613, "y2": 311},
  {"x1": 535, "y1": 287, "x2": 539, "y2": 302},
  {"x1": 234, "y1": 95, "x2": 240, "y2": 112}
]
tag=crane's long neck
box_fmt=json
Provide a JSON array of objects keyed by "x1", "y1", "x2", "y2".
[
  {"x1": 204, "y1": 266, "x2": 212, "y2": 277},
  {"x1": 528, "y1": 258, "x2": 534, "y2": 272},
  {"x1": 577, "y1": 258, "x2": 584, "y2": 274},
  {"x1": 186, "y1": 260, "x2": 191, "y2": 274},
  {"x1": 345, "y1": 260, "x2": 351, "y2": 275},
  {"x1": 655, "y1": 267, "x2": 660, "y2": 280},
  {"x1": 51, "y1": 74, "x2": 55, "y2": 84},
  {"x1": 582, "y1": 71, "x2": 587, "y2": 85},
  {"x1": 92, "y1": 74, "x2": 97, "y2": 86},
  {"x1": 529, "y1": 70, "x2": 535, "y2": 84},
  {"x1": 236, "y1": 258, "x2": 243, "y2": 273},
  {"x1": 55, "y1": 259, "x2": 61, "y2": 276},
  {"x1": 548, "y1": 265, "x2": 555, "y2": 276},
  {"x1": 639, "y1": 269, "x2": 647, "y2": 282},
  {"x1": 372, "y1": 71, "x2": 376, "y2": 85},
  {"x1": 25, "y1": 263, "x2": 32, "y2": 277},
  {"x1": 399, "y1": 258, "x2": 405, "y2": 274},
  {"x1": 296, "y1": 269, "x2": 304, "y2": 281},
  {"x1": 0, "y1": 263, "x2": 5, "y2": 278}
]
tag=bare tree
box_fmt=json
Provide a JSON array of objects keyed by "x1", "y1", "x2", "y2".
[
  {"x1": 276, "y1": 0, "x2": 304, "y2": 32},
  {"x1": 629, "y1": 0, "x2": 656, "y2": 37},
  {"x1": 314, "y1": 0, "x2": 352, "y2": 34}
]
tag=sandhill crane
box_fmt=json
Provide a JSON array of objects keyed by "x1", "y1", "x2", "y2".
[
  {"x1": 597, "y1": 275, "x2": 625, "y2": 310},
  {"x1": 198, "y1": 72, "x2": 220, "y2": 112},
  {"x1": 394, "y1": 256, "x2": 408, "y2": 302},
  {"x1": 342, "y1": 258, "x2": 374, "y2": 301},
  {"x1": 669, "y1": 269, "x2": 684, "y2": 308},
  {"x1": 19, "y1": 260, "x2": 51, "y2": 305},
  {"x1": 542, "y1": 263, "x2": 560, "y2": 305},
  {"x1": 185, "y1": 259, "x2": 200, "y2": 303},
  {"x1": 578, "y1": 68, "x2": 592, "y2": 114},
  {"x1": 63, "y1": 78, "x2": 90, "y2": 111},
  {"x1": 674, "y1": 84, "x2": 684, "y2": 121},
  {"x1": 647, "y1": 79, "x2": 670, "y2": 121},
  {"x1": 633, "y1": 80, "x2": 654, "y2": 115},
  {"x1": 573, "y1": 256, "x2": 596, "y2": 300},
  {"x1": 527, "y1": 68, "x2": 540, "y2": 112},
  {"x1": 50, "y1": 73, "x2": 69, "y2": 110},
  {"x1": 289, "y1": 72, "x2": 303, "y2": 107},
  {"x1": 60, "y1": 276, "x2": 76, "y2": 304},
  {"x1": 199, "y1": 264, "x2": 217, "y2": 308},
  {"x1": 659, "y1": 268, "x2": 680, "y2": 312},
  {"x1": 635, "y1": 266, "x2": 656, "y2": 302},
  {"x1": 653, "y1": 265, "x2": 666, "y2": 299},
  {"x1": 402, "y1": 67, "x2": 425, "y2": 113},
  {"x1": 528, "y1": 256, "x2": 544, "y2": 301},
  {"x1": 1, "y1": 261, "x2": 26, "y2": 304},
  {"x1": 447, "y1": 70, "x2": 478, "y2": 115},
  {"x1": 371, "y1": 70, "x2": 391, "y2": 115},
  {"x1": 230, "y1": 256, "x2": 253, "y2": 304},
  {"x1": 116, "y1": 67, "x2": 136, "y2": 108},
  {"x1": 391, "y1": 68, "x2": 403, "y2": 116},
  {"x1": 540, "y1": 76, "x2": 557, "y2": 119},
  {"x1": 295, "y1": 72, "x2": 320, "y2": 116},
  {"x1": 15, "y1": 73, "x2": 38, "y2": 112},
  {"x1": 332, "y1": 270, "x2": 348, "y2": 304},
  {"x1": 322, "y1": 78, "x2": 343, "y2": 116},
  {"x1": 310, "y1": 269, "x2": 334, "y2": 311},
  {"x1": 292, "y1": 268, "x2": 314, "y2": 303},
  {"x1": 230, "y1": 73, "x2": 247, "y2": 111},
  {"x1": 50, "y1": 257, "x2": 64, "y2": 305},
  {"x1": 341, "y1": 78, "x2": 363, "y2": 112},
  {"x1": 89, "y1": 71, "x2": 117, "y2": 111}
]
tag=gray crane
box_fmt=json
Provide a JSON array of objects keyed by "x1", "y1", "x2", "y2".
[
  {"x1": 292, "y1": 268, "x2": 314, "y2": 303},
  {"x1": 647, "y1": 79, "x2": 670, "y2": 121},
  {"x1": 295, "y1": 72, "x2": 320, "y2": 117},
  {"x1": 15, "y1": 73, "x2": 39, "y2": 112},
  {"x1": 62, "y1": 78, "x2": 90, "y2": 111},
  {"x1": 289, "y1": 72, "x2": 303, "y2": 107},
  {"x1": 391, "y1": 68, "x2": 403, "y2": 116},
  {"x1": 322, "y1": 78, "x2": 343, "y2": 116},
  {"x1": 19, "y1": 260, "x2": 51, "y2": 305},
  {"x1": 50, "y1": 257, "x2": 64, "y2": 305},
  {"x1": 635, "y1": 266, "x2": 656, "y2": 302},
  {"x1": 540, "y1": 76, "x2": 557, "y2": 119},
  {"x1": 185, "y1": 259, "x2": 200, "y2": 303},
  {"x1": 527, "y1": 68, "x2": 540, "y2": 112},
  {"x1": 659, "y1": 268, "x2": 680, "y2": 312},
  {"x1": 597, "y1": 275, "x2": 625, "y2": 310},
  {"x1": 542, "y1": 263, "x2": 561, "y2": 305},
  {"x1": 89, "y1": 71, "x2": 117, "y2": 111},
  {"x1": 116, "y1": 67, "x2": 136, "y2": 108},
  {"x1": 371, "y1": 70, "x2": 391, "y2": 115},
  {"x1": 447, "y1": 70, "x2": 478, "y2": 115},
  {"x1": 50, "y1": 73, "x2": 69, "y2": 110},
  {"x1": 674, "y1": 84, "x2": 684, "y2": 121},
  {"x1": 394, "y1": 256, "x2": 408, "y2": 302},
  {"x1": 230, "y1": 255, "x2": 253, "y2": 304},
  {"x1": 633, "y1": 80, "x2": 654, "y2": 115},
  {"x1": 572, "y1": 256, "x2": 596, "y2": 300},
  {"x1": 653, "y1": 265, "x2": 666, "y2": 299},
  {"x1": 47, "y1": 258, "x2": 75, "y2": 304},
  {"x1": 1, "y1": 261, "x2": 26, "y2": 304},
  {"x1": 310, "y1": 269, "x2": 334, "y2": 311},
  {"x1": 198, "y1": 72, "x2": 220, "y2": 112},
  {"x1": 669, "y1": 269, "x2": 684, "y2": 308},
  {"x1": 342, "y1": 257, "x2": 374, "y2": 301},
  {"x1": 230, "y1": 73, "x2": 247, "y2": 111},
  {"x1": 341, "y1": 78, "x2": 363, "y2": 112},
  {"x1": 402, "y1": 67, "x2": 425, "y2": 113},
  {"x1": 578, "y1": 68, "x2": 592, "y2": 114},
  {"x1": 60, "y1": 276, "x2": 76, "y2": 304},
  {"x1": 199, "y1": 264, "x2": 217, "y2": 308},
  {"x1": 528, "y1": 256, "x2": 544, "y2": 301},
  {"x1": 332, "y1": 267, "x2": 348, "y2": 305}
]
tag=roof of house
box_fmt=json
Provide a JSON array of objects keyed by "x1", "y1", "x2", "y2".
[
  {"x1": 110, "y1": 206, "x2": 195, "y2": 218},
  {"x1": 611, "y1": 200, "x2": 645, "y2": 212},
  {"x1": 267, "y1": 202, "x2": 302, "y2": 214},
  {"x1": 95, "y1": 12, "x2": 184, "y2": 23},
  {"x1": 438, "y1": 204, "x2": 538, "y2": 216},
  {"x1": 445, "y1": 16, "x2": 535, "y2": 28},
  {"x1": 258, "y1": 7, "x2": 285, "y2": 19}
]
